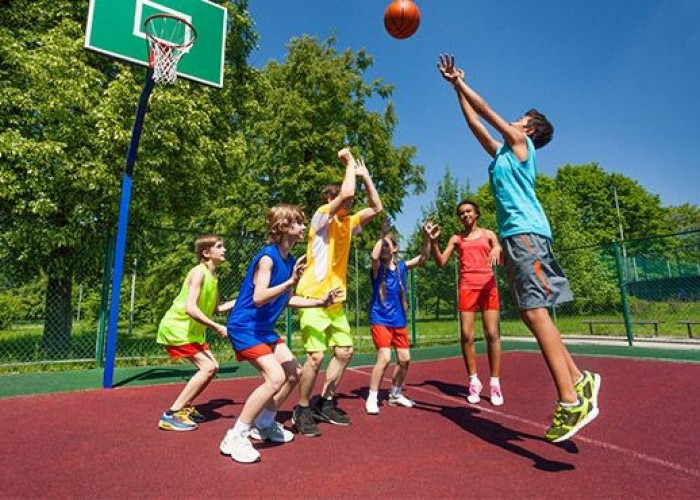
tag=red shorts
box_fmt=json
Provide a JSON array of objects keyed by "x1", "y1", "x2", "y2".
[
  {"x1": 165, "y1": 342, "x2": 211, "y2": 359},
  {"x1": 235, "y1": 338, "x2": 284, "y2": 362},
  {"x1": 371, "y1": 325, "x2": 409, "y2": 349},
  {"x1": 458, "y1": 287, "x2": 500, "y2": 312}
]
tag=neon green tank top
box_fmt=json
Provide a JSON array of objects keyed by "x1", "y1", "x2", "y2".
[{"x1": 156, "y1": 264, "x2": 218, "y2": 346}]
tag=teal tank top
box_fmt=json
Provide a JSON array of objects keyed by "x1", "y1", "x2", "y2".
[{"x1": 488, "y1": 136, "x2": 552, "y2": 240}]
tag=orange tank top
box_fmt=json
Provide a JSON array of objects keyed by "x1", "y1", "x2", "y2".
[{"x1": 457, "y1": 231, "x2": 496, "y2": 290}]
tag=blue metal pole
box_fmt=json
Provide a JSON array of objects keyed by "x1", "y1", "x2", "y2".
[{"x1": 103, "y1": 71, "x2": 155, "y2": 389}]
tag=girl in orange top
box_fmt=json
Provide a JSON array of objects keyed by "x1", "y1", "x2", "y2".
[{"x1": 431, "y1": 200, "x2": 504, "y2": 406}]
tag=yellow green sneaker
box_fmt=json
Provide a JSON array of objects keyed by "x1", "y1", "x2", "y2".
[
  {"x1": 544, "y1": 398, "x2": 599, "y2": 443},
  {"x1": 575, "y1": 370, "x2": 601, "y2": 408}
]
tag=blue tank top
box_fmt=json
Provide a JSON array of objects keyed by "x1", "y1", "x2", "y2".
[
  {"x1": 369, "y1": 260, "x2": 408, "y2": 328},
  {"x1": 488, "y1": 136, "x2": 552, "y2": 240},
  {"x1": 226, "y1": 245, "x2": 295, "y2": 351}
]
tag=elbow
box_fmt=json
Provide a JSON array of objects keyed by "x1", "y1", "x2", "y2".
[
  {"x1": 184, "y1": 305, "x2": 197, "y2": 318},
  {"x1": 252, "y1": 295, "x2": 265, "y2": 308}
]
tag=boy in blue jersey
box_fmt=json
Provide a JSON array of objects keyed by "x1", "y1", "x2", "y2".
[
  {"x1": 437, "y1": 54, "x2": 601, "y2": 443},
  {"x1": 219, "y1": 204, "x2": 339, "y2": 464}
]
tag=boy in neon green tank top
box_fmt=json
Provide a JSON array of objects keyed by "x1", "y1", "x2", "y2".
[{"x1": 156, "y1": 234, "x2": 235, "y2": 431}]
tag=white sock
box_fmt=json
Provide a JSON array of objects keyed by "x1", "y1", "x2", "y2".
[
  {"x1": 560, "y1": 399, "x2": 580, "y2": 408},
  {"x1": 490, "y1": 377, "x2": 500, "y2": 387},
  {"x1": 254, "y1": 409, "x2": 276, "y2": 429},
  {"x1": 367, "y1": 390, "x2": 378, "y2": 402},
  {"x1": 391, "y1": 385, "x2": 401, "y2": 397},
  {"x1": 231, "y1": 419, "x2": 251, "y2": 436}
]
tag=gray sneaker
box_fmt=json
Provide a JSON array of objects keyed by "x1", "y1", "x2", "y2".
[
  {"x1": 313, "y1": 398, "x2": 351, "y2": 426},
  {"x1": 249, "y1": 422, "x2": 294, "y2": 443}
]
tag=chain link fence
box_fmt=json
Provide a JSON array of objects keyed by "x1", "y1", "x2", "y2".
[{"x1": 1, "y1": 228, "x2": 698, "y2": 372}]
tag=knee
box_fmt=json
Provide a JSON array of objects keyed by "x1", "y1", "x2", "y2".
[
  {"x1": 306, "y1": 352, "x2": 324, "y2": 370},
  {"x1": 461, "y1": 334, "x2": 475, "y2": 346},
  {"x1": 484, "y1": 330, "x2": 501, "y2": 344},
  {"x1": 521, "y1": 309, "x2": 543, "y2": 326},
  {"x1": 376, "y1": 351, "x2": 392, "y2": 366},
  {"x1": 335, "y1": 346, "x2": 354, "y2": 364},
  {"x1": 201, "y1": 360, "x2": 218, "y2": 378},
  {"x1": 397, "y1": 357, "x2": 411, "y2": 369}
]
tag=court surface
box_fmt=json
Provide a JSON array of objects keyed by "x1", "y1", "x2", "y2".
[{"x1": 1, "y1": 351, "x2": 699, "y2": 498}]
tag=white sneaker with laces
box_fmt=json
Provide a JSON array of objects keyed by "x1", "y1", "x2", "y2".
[
  {"x1": 219, "y1": 430, "x2": 261, "y2": 464},
  {"x1": 249, "y1": 422, "x2": 294, "y2": 443},
  {"x1": 467, "y1": 378, "x2": 483, "y2": 404},
  {"x1": 365, "y1": 398, "x2": 380, "y2": 415},
  {"x1": 388, "y1": 393, "x2": 415, "y2": 408},
  {"x1": 490, "y1": 384, "x2": 504, "y2": 406}
]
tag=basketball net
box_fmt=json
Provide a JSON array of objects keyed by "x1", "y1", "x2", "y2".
[{"x1": 144, "y1": 14, "x2": 196, "y2": 85}]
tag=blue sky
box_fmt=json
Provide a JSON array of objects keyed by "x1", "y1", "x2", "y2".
[{"x1": 246, "y1": 0, "x2": 700, "y2": 236}]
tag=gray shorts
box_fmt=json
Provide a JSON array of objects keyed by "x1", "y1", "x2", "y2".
[{"x1": 502, "y1": 233, "x2": 573, "y2": 311}]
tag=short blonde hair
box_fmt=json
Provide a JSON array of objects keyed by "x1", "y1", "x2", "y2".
[
  {"x1": 267, "y1": 204, "x2": 305, "y2": 243},
  {"x1": 194, "y1": 234, "x2": 223, "y2": 261}
]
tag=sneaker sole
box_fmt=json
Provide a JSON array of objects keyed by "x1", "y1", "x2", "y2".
[
  {"x1": 388, "y1": 401, "x2": 415, "y2": 408},
  {"x1": 591, "y1": 373, "x2": 601, "y2": 408},
  {"x1": 158, "y1": 422, "x2": 197, "y2": 431},
  {"x1": 312, "y1": 410, "x2": 351, "y2": 426},
  {"x1": 550, "y1": 406, "x2": 600, "y2": 443},
  {"x1": 231, "y1": 454, "x2": 261, "y2": 464},
  {"x1": 466, "y1": 397, "x2": 481, "y2": 404}
]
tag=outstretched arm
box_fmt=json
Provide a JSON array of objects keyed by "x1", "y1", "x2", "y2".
[
  {"x1": 328, "y1": 148, "x2": 358, "y2": 219},
  {"x1": 354, "y1": 158, "x2": 383, "y2": 227},
  {"x1": 438, "y1": 54, "x2": 528, "y2": 160},
  {"x1": 184, "y1": 268, "x2": 227, "y2": 338},
  {"x1": 432, "y1": 234, "x2": 458, "y2": 268},
  {"x1": 405, "y1": 221, "x2": 433, "y2": 269},
  {"x1": 252, "y1": 255, "x2": 306, "y2": 307}
]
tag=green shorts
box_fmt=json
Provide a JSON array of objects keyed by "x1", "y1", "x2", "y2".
[{"x1": 299, "y1": 306, "x2": 353, "y2": 352}]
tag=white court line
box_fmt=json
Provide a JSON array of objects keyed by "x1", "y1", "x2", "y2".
[{"x1": 348, "y1": 366, "x2": 700, "y2": 480}]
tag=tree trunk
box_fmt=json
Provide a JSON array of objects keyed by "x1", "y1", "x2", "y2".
[{"x1": 42, "y1": 276, "x2": 72, "y2": 359}]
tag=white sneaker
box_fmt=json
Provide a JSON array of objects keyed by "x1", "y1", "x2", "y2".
[
  {"x1": 490, "y1": 384, "x2": 504, "y2": 406},
  {"x1": 388, "y1": 393, "x2": 415, "y2": 408},
  {"x1": 365, "y1": 398, "x2": 380, "y2": 415},
  {"x1": 219, "y1": 430, "x2": 261, "y2": 464},
  {"x1": 249, "y1": 422, "x2": 294, "y2": 443},
  {"x1": 467, "y1": 378, "x2": 483, "y2": 404}
]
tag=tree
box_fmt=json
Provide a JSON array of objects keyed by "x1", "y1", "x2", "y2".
[
  {"x1": 410, "y1": 169, "x2": 473, "y2": 319},
  {"x1": 0, "y1": 0, "x2": 256, "y2": 356}
]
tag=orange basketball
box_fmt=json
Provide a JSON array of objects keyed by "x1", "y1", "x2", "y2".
[{"x1": 384, "y1": 0, "x2": 421, "y2": 40}]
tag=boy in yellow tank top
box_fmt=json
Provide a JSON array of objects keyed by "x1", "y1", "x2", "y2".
[
  {"x1": 156, "y1": 235, "x2": 235, "y2": 431},
  {"x1": 292, "y1": 148, "x2": 383, "y2": 437}
]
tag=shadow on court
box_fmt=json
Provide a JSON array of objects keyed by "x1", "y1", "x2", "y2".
[
  {"x1": 113, "y1": 364, "x2": 242, "y2": 387},
  {"x1": 412, "y1": 379, "x2": 577, "y2": 472}
]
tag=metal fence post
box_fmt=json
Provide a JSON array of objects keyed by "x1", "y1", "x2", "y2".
[
  {"x1": 95, "y1": 233, "x2": 115, "y2": 367},
  {"x1": 613, "y1": 240, "x2": 634, "y2": 346},
  {"x1": 409, "y1": 268, "x2": 417, "y2": 346}
]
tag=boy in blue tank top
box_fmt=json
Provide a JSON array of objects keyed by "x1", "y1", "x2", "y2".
[
  {"x1": 219, "y1": 204, "x2": 339, "y2": 464},
  {"x1": 437, "y1": 54, "x2": 601, "y2": 443},
  {"x1": 364, "y1": 218, "x2": 432, "y2": 415}
]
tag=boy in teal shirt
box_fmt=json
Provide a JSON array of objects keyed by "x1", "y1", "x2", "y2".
[{"x1": 437, "y1": 54, "x2": 601, "y2": 442}]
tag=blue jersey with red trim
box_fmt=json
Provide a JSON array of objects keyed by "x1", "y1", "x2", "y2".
[{"x1": 227, "y1": 245, "x2": 295, "y2": 351}]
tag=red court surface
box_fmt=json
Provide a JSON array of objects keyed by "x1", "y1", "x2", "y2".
[{"x1": 1, "y1": 352, "x2": 699, "y2": 498}]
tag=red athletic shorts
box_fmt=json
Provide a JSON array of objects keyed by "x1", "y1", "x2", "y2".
[
  {"x1": 370, "y1": 325, "x2": 410, "y2": 349},
  {"x1": 165, "y1": 342, "x2": 211, "y2": 359},
  {"x1": 458, "y1": 287, "x2": 499, "y2": 312},
  {"x1": 235, "y1": 338, "x2": 284, "y2": 362}
]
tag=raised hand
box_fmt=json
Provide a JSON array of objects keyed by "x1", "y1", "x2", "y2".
[
  {"x1": 337, "y1": 147, "x2": 356, "y2": 167},
  {"x1": 380, "y1": 216, "x2": 392, "y2": 236},
  {"x1": 354, "y1": 157, "x2": 369, "y2": 179},
  {"x1": 423, "y1": 219, "x2": 441, "y2": 240},
  {"x1": 437, "y1": 53, "x2": 464, "y2": 84}
]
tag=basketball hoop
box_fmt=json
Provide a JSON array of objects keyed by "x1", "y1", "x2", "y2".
[{"x1": 144, "y1": 14, "x2": 197, "y2": 84}]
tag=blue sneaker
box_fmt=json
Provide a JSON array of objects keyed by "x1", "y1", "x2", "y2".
[{"x1": 158, "y1": 411, "x2": 197, "y2": 431}]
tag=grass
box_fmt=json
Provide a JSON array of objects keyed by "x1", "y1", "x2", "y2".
[{"x1": 2, "y1": 303, "x2": 699, "y2": 374}]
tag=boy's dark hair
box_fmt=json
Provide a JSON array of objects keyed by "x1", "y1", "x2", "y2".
[
  {"x1": 524, "y1": 109, "x2": 554, "y2": 149},
  {"x1": 321, "y1": 183, "x2": 341, "y2": 204},
  {"x1": 456, "y1": 199, "x2": 481, "y2": 218}
]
